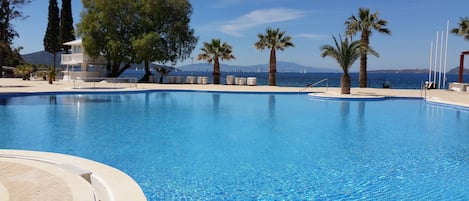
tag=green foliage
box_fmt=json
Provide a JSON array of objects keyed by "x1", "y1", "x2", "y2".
[
  {"x1": 451, "y1": 17, "x2": 469, "y2": 41},
  {"x1": 77, "y1": 0, "x2": 198, "y2": 78},
  {"x1": 197, "y1": 38, "x2": 235, "y2": 84},
  {"x1": 43, "y1": 0, "x2": 60, "y2": 69},
  {"x1": 255, "y1": 28, "x2": 294, "y2": 51},
  {"x1": 155, "y1": 67, "x2": 172, "y2": 84},
  {"x1": 44, "y1": 0, "x2": 60, "y2": 54},
  {"x1": 0, "y1": 0, "x2": 31, "y2": 77},
  {"x1": 320, "y1": 35, "x2": 362, "y2": 74},
  {"x1": 4, "y1": 46, "x2": 24, "y2": 66},
  {"x1": 255, "y1": 27, "x2": 294, "y2": 86},
  {"x1": 59, "y1": 0, "x2": 75, "y2": 53},
  {"x1": 321, "y1": 35, "x2": 361, "y2": 94},
  {"x1": 14, "y1": 64, "x2": 33, "y2": 80},
  {"x1": 197, "y1": 39, "x2": 235, "y2": 63},
  {"x1": 345, "y1": 7, "x2": 390, "y2": 88}
]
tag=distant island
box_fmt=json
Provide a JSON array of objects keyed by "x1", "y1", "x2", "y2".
[
  {"x1": 369, "y1": 67, "x2": 469, "y2": 74},
  {"x1": 21, "y1": 50, "x2": 468, "y2": 74}
]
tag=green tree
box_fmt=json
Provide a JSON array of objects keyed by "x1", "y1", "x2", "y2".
[
  {"x1": 0, "y1": 0, "x2": 31, "y2": 77},
  {"x1": 133, "y1": 0, "x2": 197, "y2": 82},
  {"x1": 451, "y1": 17, "x2": 469, "y2": 41},
  {"x1": 320, "y1": 35, "x2": 377, "y2": 94},
  {"x1": 255, "y1": 27, "x2": 294, "y2": 86},
  {"x1": 345, "y1": 8, "x2": 390, "y2": 88},
  {"x1": 77, "y1": 0, "x2": 197, "y2": 78},
  {"x1": 59, "y1": 0, "x2": 75, "y2": 53},
  {"x1": 197, "y1": 38, "x2": 235, "y2": 84},
  {"x1": 43, "y1": 0, "x2": 60, "y2": 70},
  {"x1": 78, "y1": 1, "x2": 140, "y2": 77},
  {"x1": 4, "y1": 46, "x2": 23, "y2": 66}
]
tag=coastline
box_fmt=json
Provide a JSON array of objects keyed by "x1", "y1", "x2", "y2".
[{"x1": 1, "y1": 78, "x2": 469, "y2": 108}]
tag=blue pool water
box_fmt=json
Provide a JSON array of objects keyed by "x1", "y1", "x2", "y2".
[{"x1": 1, "y1": 92, "x2": 469, "y2": 200}]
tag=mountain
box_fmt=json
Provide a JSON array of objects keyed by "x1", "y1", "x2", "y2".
[
  {"x1": 23, "y1": 50, "x2": 466, "y2": 74},
  {"x1": 369, "y1": 69, "x2": 430, "y2": 74},
  {"x1": 21, "y1": 51, "x2": 62, "y2": 66},
  {"x1": 447, "y1": 66, "x2": 469, "y2": 74},
  {"x1": 368, "y1": 66, "x2": 469, "y2": 74},
  {"x1": 21, "y1": 51, "x2": 335, "y2": 72},
  {"x1": 177, "y1": 61, "x2": 336, "y2": 73}
]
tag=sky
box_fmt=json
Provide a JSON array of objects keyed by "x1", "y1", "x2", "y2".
[{"x1": 12, "y1": 0, "x2": 469, "y2": 71}]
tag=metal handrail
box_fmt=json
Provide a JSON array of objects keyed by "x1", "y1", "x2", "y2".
[
  {"x1": 299, "y1": 78, "x2": 328, "y2": 93},
  {"x1": 421, "y1": 81, "x2": 427, "y2": 100}
]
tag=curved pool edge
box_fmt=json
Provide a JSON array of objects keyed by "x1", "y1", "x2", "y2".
[
  {"x1": 1, "y1": 78, "x2": 468, "y2": 109},
  {"x1": 0, "y1": 149, "x2": 147, "y2": 201},
  {"x1": 308, "y1": 92, "x2": 387, "y2": 101}
]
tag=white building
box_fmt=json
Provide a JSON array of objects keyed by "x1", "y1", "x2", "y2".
[{"x1": 61, "y1": 39, "x2": 107, "y2": 81}]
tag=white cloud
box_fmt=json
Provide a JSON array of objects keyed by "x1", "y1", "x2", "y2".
[
  {"x1": 212, "y1": 0, "x2": 244, "y2": 8},
  {"x1": 295, "y1": 33, "x2": 327, "y2": 40},
  {"x1": 219, "y1": 8, "x2": 308, "y2": 37}
]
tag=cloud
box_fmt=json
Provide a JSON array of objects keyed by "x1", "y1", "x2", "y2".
[
  {"x1": 219, "y1": 8, "x2": 308, "y2": 37},
  {"x1": 212, "y1": 0, "x2": 244, "y2": 8},
  {"x1": 295, "y1": 33, "x2": 327, "y2": 40}
]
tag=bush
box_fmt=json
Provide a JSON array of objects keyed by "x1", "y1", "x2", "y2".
[{"x1": 13, "y1": 65, "x2": 34, "y2": 80}]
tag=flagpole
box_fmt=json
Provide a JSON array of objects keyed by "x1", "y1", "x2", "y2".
[
  {"x1": 433, "y1": 32, "x2": 439, "y2": 88},
  {"x1": 443, "y1": 20, "x2": 449, "y2": 89},
  {"x1": 428, "y1": 41, "x2": 433, "y2": 83},
  {"x1": 438, "y1": 31, "x2": 444, "y2": 89}
]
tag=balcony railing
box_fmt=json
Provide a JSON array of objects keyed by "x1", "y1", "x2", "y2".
[{"x1": 61, "y1": 53, "x2": 107, "y2": 65}]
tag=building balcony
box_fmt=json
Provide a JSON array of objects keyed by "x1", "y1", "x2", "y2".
[{"x1": 61, "y1": 53, "x2": 107, "y2": 65}]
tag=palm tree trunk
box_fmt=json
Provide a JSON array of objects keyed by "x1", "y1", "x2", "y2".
[
  {"x1": 341, "y1": 73, "x2": 351, "y2": 94},
  {"x1": 269, "y1": 48, "x2": 277, "y2": 86},
  {"x1": 213, "y1": 57, "x2": 220, "y2": 84},
  {"x1": 359, "y1": 31, "x2": 370, "y2": 88},
  {"x1": 359, "y1": 54, "x2": 367, "y2": 88}
]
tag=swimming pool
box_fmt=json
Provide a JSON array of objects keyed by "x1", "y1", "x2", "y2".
[{"x1": 1, "y1": 92, "x2": 468, "y2": 200}]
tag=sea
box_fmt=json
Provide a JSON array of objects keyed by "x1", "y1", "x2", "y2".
[{"x1": 122, "y1": 70, "x2": 469, "y2": 89}]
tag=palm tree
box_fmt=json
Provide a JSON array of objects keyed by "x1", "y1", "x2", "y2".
[
  {"x1": 197, "y1": 39, "x2": 235, "y2": 84},
  {"x1": 255, "y1": 28, "x2": 294, "y2": 86},
  {"x1": 451, "y1": 17, "x2": 469, "y2": 41},
  {"x1": 345, "y1": 8, "x2": 391, "y2": 88},
  {"x1": 320, "y1": 35, "x2": 378, "y2": 94}
]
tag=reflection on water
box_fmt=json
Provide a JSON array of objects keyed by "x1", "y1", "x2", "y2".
[
  {"x1": 339, "y1": 101, "x2": 367, "y2": 133},
  {"x1": 268, "y1": 95, "x2": 276, "y2": 119},
  {"x1": 2, "y1": 92, "x2": 469, "y2": 200},
  {"x1": 357, "y1": 101, "x2": 366, "y2": 133},
  {"x1": 0, "y1": 94, "x2": 144, "y2": 105},
  {"x1": 212, "y1": 94, "x2": 220, "y2": 112},
  {"x1": 340, "y1": 101, "x2": 350, "y2": 130}
]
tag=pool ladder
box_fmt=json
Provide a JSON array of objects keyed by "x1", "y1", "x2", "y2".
[{"x1": 299, "y1": 78, "x2": 328, "y2": 93}]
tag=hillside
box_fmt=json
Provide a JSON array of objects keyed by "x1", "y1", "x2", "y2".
[
  {"x1": 21, "y1": 51, "x2": 62, "y2": 66},
  {"x1": 177, "y1": 61, "x2": 336, "y2": 73},
  {"x1": 21, "y1": 51, "x2": 336, "y2": 72},
  {"x1": 20, "y1": 50, "x2": 469, "y2": 74},
  {"x1": 447, "y1": 66, "x2": 469, "y2": 74},
  {"x1": 369, "y1": 66, "x2": 469, "y2": 74}
]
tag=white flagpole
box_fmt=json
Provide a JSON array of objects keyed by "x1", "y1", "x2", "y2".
[
  {"x1": 443, "y1": 20, "x2": 449, "y2": 89},
  {"x1": 438, "y1": 31, "x2": 444, "y2": 89},
  {"x1": 429, "y1": 41, "x2": 433, "y2": 83},
  {"x1": 433, "y1": 31, "x2": 439, "y2": 88}
]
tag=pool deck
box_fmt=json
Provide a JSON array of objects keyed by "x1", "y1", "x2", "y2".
[
  {"x1": 1, "y1": 78, "x2": 469, "y2": 107},
  {"x1": 1, "y1": 78, "x2": 469, "y2": 201}
]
